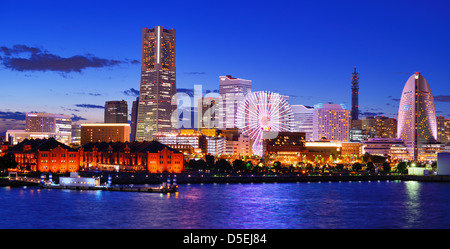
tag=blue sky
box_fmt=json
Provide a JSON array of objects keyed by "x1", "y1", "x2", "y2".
[{"x1": 1, "y1": 0, "x2": 449, "y2": 134}]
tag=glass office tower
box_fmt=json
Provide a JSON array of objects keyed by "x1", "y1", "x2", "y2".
[
  {"x1": 136, "y1": 26, "x2": 177, "y2": 141},
  {"x1": 104, "y1": 100, "x2": 128, "y2": 123}
]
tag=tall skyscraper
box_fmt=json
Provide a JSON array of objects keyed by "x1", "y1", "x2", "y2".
[
  {"x1": 104, "y1": 100, "x2": 128, "y2": 123},
  {"x1": 312, "y1": 103, "x2": 351, "y2": 142},
  {"x1": 351, "y1": 67, "x2": 359, "y2": 121},
  {"x1": 218, "y1": 75, "x2": 252, "y2": 129},
  {"x1": 136, "y1": 26, "x2": 177, "y2": 141},
  {"x1": 130, "y1": 96, "x2": 139, "y2": 142},
  {"x1": 397, "y1": 72, "x2": 437, "y2": 161}
]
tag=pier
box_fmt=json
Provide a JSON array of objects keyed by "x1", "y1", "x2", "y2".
[{"x1": 4, "y1": 172, "x2": 450, "y2": 189}]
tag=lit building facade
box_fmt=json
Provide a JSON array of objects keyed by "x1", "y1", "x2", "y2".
[
  {"x1": 291, "y1": 105, "x2": 314, "y2": 141},
  {"x1": 154, "y1": 131, "x2": 207, "y2": 154},
  {"x1": 397, "y1": 72, "x2": 437, "y2": 161},
  {"x1": 79, "y1": 141, "x2": 183, "y2": 173},
  {"x1": 304, "y1": 140, "x2": 362, "y2": 161},
  {"x1": 418, "y1": 142, "x2": 447, "y2": 161},
  {"x1": 198, "y1": 97, "x2": 219, "y2": 129},
  {"x1": 136, "y1": 26, "x2": 177, "y2": 141},
  {"x1": 437, "y1": 116, "x2": 450, "y2": 144},
  {"x1": 362, "y1": 116, "x2": 397, "y2": 138},
  {"x1": 362, "y1": 138, "x2": 406, "y2": 157},
  {"x1": 15, "y1": 113, "x2": 73, "y2": 145},
  {"x1": 2, "y1": 139, "x2": 184, "y2": 174},
  {"x1": 219, "y1": 75, "x2": 252, "y2": 129},
  {"x1": 6, "y1": 130, "x2": 72, "y2": 146},
  {"x1": 312, "y1": 103, "x2": 351, "y2": 142},
  {"x1": 80, "y1": 123, "x2": 131, "y2": 145},
  {"x1": 104, "y1": 100, "x2": 128, "y2": 123},
  {"x1": 206, "y1": 136, "x2": 225, "y2": 156},
  {"x1": 220, "y1": 128, "x2": 253, "y2": 156},
  {"x1": 71, "y1": 124, "x2": 81, "y2": 145},
  {"x1": 389, "y1": 144, "x2": 413, "y2": 161},
  {"x1": 1, "y1": 138, "x2": 79, "y2": 173},
  {"x1": 264, "y1": 132, "x2": 307, "y2": 166},
  {"x1": 26, "y1": 113, "x2": 72, "y2": 134}
]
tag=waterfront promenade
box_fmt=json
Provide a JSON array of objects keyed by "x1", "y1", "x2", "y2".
[{"x1": 2, "y1": 171, "x2": 450, "y2": 187}]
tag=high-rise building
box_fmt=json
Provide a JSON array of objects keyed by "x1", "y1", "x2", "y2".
[
  {"x1": 71, "y1": 124, "x2": 81, "y2": 145},
  {"x1": 397, "y1": 72, "x2": 437, "y2": 161},
  {"x1": 219, "y1": 75, "x2": 252, "y2": 129},
  {"x1": 136, "y1": 26, "x2": 177, "y2": 141},
  {"x1": 21, "y1": 113, "x2": 72, "y2": 144},
  {"x1": 104, "y1": 100, "x2": 128, "y2": 123},
  {"x1": 130, "y1": 96, "x2": 139, "y2": 141},
  {"x1": 437, "y1": 116, "x2": 450, "y2": 144},
  {"x1": 351, "y1": 67, "x2": 359, "y2": 121},
  {"x1": 362, "y1": 116, "x2": 397, "y2": 138},
  {"x1": 291, "y1": 105, "x2": 314, "y2": 141},
  {"x1": 312, "y1": 103, "x2": 351, "y2": 142},
  {"x1": 198, "y1": 97, "x2": 219, "y2": 129},
  {"x1": 26, "y1": 113, "x2": 72, "y2": 134}
]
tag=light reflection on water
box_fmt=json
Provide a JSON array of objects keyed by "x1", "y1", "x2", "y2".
[{"x1": 1, "y1": 181, "x2": 450, "y2": 229}]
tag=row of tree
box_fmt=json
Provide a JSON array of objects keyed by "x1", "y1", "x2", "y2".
[{"x1": 185, "y1": 156, "x2": 408, "y2": 174}]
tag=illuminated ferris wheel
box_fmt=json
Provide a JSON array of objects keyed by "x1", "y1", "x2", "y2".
[{"x1": 236, "y1": 91, "x2": 294, "y2": 157}]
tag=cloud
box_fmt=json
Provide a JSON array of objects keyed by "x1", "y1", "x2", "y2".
[
  {"x1": 123, "y1": 88, "x2": 139, "y2": 97},
  {"x1": 359, "y1": 110, "x2": 385, "y2": 117},
  {"x1": 392, "y1": 71, "x2": 413, "y2": 75},
  {"x1": 205, "y1": 89, "x2": 219, "y2": 94},
  {"x1": 434, "y1": 95, "x2": 450, "y2": 102},
  {"x1": 184, "y1": 72, "x2": 206, "y2": 75},
  {"x1": 387, "y1": 95, "x2": 400, "y2": 102},
  {"x1": 177, "y1": 88, "x2": 194, "y2": 97},
  {"x1": 75, "y1": 104, "x2": 104, "y2": 109},
  {"x1": 0, "y1": 44, "x2": 137, "y2": 74},
  {"x1": 127, "y1": 59, "x2": 140, "y2": 64},
  {"x1": 0, "y1": 111, "x2": 27, "y2": 135},
  {"x1": 61, "y1": 107, "x2": 81, "y2": 112},
  {"x1": 0, "y1": 111, "x2": 27, "y2": 120},
  {"x1": 71, "y1": 114, "x2": 87, "y2": 122},
  {"x1": 123, "y1": 87, "x2": 220, "y2": 98},
  {"x1": 0, "y1": 44, "x2": 42, "y2": 56}
]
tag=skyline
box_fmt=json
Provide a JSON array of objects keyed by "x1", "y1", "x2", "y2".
[{"x1": 1, "y1": 0, "x2": 450, "y2": 135}]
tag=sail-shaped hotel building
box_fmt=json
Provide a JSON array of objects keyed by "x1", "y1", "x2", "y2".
[{"x1": 397, "y1": 72, "x2": 437, "y2": 161}]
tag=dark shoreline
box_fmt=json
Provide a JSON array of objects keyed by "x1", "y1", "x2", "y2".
[{"x1": 3, "y1": 172, "x2": 450, "y2": 187}]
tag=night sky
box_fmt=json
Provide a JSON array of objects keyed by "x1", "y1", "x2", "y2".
[{"x1": 1, "y1": 0, "x2": 449, "y2": 134}]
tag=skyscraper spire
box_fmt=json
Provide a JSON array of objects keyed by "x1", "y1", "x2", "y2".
[{"x1": 351, "y1": 67, "x2": 359, "y2": 121}]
